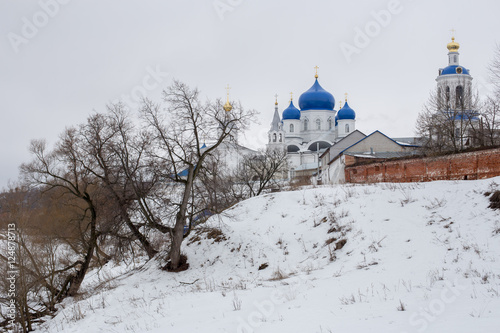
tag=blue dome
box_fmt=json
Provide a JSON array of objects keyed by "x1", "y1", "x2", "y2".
[
  {"x1": 337, "y1": 101, "x2": 356, "y2": 120},
  {"x1": 282, "y1": 100, "x2": 301, "y2": 120},
  {"x1": 440, "y1": 65, "x2": 470, "y2": 76},
  {"x1": 298, "y1": 79, "x2": 335, "y2": 111}
]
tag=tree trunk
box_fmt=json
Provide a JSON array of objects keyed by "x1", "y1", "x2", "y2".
[
  {"x1": 169, "y1": 165, "x2": 194, "y2": 270},
  {"x1": 120, "y1": 204, "x2": 158, "y2": 259},
  {"x1": 67, "y1": 198, "x2": 97, "y2": 296},
  {"x1": 106, "y1": 183, "x2": 158, "y2": 259}
]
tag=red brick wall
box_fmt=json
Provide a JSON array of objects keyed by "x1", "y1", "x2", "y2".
[{"x1": 345, "y1": 148, "x2": 500, "y2": 183}]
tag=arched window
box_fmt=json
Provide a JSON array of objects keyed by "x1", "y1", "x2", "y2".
[
  {"x1": 273, "y1": 133, "x2": 276, "y2": 142},
  {"x1": 454, "y1": 55, "x2": 457, "y2": 63},
  {"x1": 279, "y1": 134, "x2": 282, "y2": 142},
  {"x1": 456, "y1": 85, "x2": 464, "y2": 108},
  {"x1": 345, "y1": 124, "x2": 350, "y2": 133},
  {"x1": 316, "y1": 119, "x2": 321, "y2": 130},
  {"x1": 290, "y1": 124, "x2": 294, "y2": 133},
  {"x1": 304, "y1": 118, "x2": 309, "y2": 131},
  {"x1": 328, "y1": 118, "x2": 333, "y2": 130}
]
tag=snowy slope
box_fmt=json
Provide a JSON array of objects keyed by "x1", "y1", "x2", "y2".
[{"x1": 37, "y1": 177, "x2": 500, "y2": 333}]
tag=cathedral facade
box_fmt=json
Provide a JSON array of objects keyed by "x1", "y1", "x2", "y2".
[{"x1": 267, "y1": 72, "x2": 357, "y2": 176}]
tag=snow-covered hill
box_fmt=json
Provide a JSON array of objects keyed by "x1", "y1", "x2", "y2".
[{"x1": 38, "y1": 178, "x2": 500, "y2": 333}]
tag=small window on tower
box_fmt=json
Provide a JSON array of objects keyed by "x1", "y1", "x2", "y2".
[
  {"x1": 304, "y1": 119, "x2": 309, "y2": 131},
  {"x1": 279, "y1": 134, "x2": 282, "y2": 142},
  {"x1": 316, "y1": 119, "x2": 321, "y2": 130},
  {"x1": 273, "y1": 133, "x2": 276, "y2": 142},
  {"x1": 345, "y1": 124, "x2": 350, "y2": 133},
  {"x1": 290, "y1": 124, "x2": 294, "y2": 133}
]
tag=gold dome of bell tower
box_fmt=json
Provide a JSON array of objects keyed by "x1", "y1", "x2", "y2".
[{"x1": 447, "y1": 37, "x2": 460, "y2": 53}]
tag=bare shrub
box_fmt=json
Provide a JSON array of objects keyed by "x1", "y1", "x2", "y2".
[
  {"x1": 270, "y1": 267, "x2": 288, "y2": 281},
  {"x1": 339, "y1": 294, "x2": 356, "y2": 305},
  {"x1": 488, "y1": 191, "x2": 500, "y2": 210}
]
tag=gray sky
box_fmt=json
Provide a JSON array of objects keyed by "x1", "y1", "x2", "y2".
[{"x1": 1, "y1": 0, "x2": 500, "y2": 189}]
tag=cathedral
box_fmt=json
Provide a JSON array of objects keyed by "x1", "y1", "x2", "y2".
[
  {"x1": 267, "y1": 69, "x2": 357, "y2": 177},
  {"x1": 267, "y1": 36, "x2": 477, "y2": 178}
]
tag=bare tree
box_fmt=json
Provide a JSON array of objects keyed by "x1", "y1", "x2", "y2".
[
  {"x1": 75, "y1": 108, "x2": 160, "y2": 259},
  {"x1": 489, "y1": 44, "x2": 500, "y2": 98},
  {"x1": 477, "y1": 96, "x2": 500, "y2": 146},
  {"x1": 235, "y1": 147, "x2": 288, "y2": 197},
  {"x1": 20, "y1": 137, "x2": 100, "y2": 298},
  {"x1": 193, "y1": 150, "x2": 242, "y2": 214},
  {"x1": 141, "y1": 80, "x2": 255, "y2": 270},
  {"x1": 416, "y1": 81, "x2": 480, "y2": 153},
  {"x1": 0, "y1": 182, "x2": 100, "y2": 331},
  {"x1": 479, "y1": 44, "x2": 500, "y2": 146}
]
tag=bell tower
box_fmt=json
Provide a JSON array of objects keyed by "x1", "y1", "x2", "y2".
[
  {"x1": 268, "y1": 95, "x2": 286, "y2": 147},
  {"x1": 436, "y1": 35, "x2": 473, "y2": 111}
]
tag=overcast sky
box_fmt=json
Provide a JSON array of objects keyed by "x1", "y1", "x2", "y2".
[{"x1": 1, "y1": 0, "x2": 500, "y2": 189}]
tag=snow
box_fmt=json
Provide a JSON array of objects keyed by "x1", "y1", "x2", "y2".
[{"x1": 36, "y1": 177, "x2": 500, "y2": 333}]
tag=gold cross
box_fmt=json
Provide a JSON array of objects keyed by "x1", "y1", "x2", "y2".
[
  {"x1": 225, "y1": 84, "x2": 231, "y2": 100},
  {"x1": 314, "y1": 65, "x2": 319, "y2": 78},
  {"x1": 274, "y1": 93, "x2": 278, "y2": 105},
  {"x1": 345, "y1": 92, "x2": 348, "y2": 102},
  {"x1": 290, "y1": 92, "x2": 293, "y2": 101},
  {"x1": 450, "y1": 28, "x2": 456, "y2": 38}
]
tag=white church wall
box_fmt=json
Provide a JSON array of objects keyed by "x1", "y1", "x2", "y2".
[
  {"x1": 214, "y1": 142, "x2": 257, "y2": 171},
  {"x1": 324, "y1": 156, "x2": 346, "y2": 184},
  {"x1": 283, "y1": 119, "x2": 302, "y2": 139},
  {"x1": 299, "y1": 109, "x2": 337, "y2": 143},
  {"x1": 337, "y1": 119, "x2": 356, "y2": 138}
]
